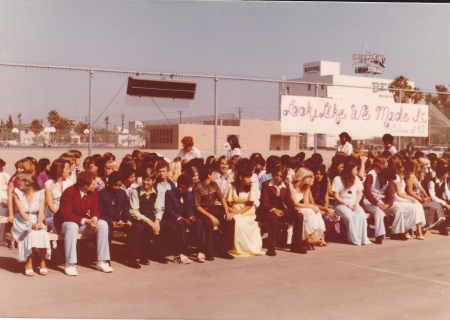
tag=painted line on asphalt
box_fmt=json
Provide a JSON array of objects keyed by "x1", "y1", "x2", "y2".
[{"x1": 329, "y1": 259, "x2": 450, "y2": 286}]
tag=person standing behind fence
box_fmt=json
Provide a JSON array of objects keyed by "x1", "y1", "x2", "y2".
[
  {"x1": 177, "y1": 136, "x2": 202, "y2": 163},
  {"x1": 12, "y1": 172, "x2": 50, "y2": 276},
  {"x1": 227, "y1": 135, "x2": 241, "y2": 159},
  {"x1": 382, "y1": 134, "x2": 398, "y2": 155},
  {"x1": 337, "y1": 132, "x2": 353, "y2": 156}
]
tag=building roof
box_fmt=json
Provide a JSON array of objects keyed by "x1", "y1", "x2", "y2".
[{"x1": 140, "y1": 113, "x2": 239, "y2": 126}]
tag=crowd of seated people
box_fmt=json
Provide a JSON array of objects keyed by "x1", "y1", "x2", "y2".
[{"x1": 1, "y1": 133, "x2": 449, "y2": 277}]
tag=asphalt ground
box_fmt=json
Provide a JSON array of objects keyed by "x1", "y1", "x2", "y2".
[{"x1": 0, "y1": 229, "x2": 449, "y2": 320}]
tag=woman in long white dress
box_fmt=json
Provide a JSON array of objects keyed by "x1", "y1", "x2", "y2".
[
  {"x1": 332, "y1": 160, "x2": 371, "y2": 246},
  {"x1": 44, "y1": 159, "x2": 73, "y2": 232},
  {"x1": 289, "y1": 167, "x2": 326, "y2": 248},
  {"x1": 224, "y1": 164, "x2": 264, "y2": 257},
  {"x1": 12, "y1": 172, "x2": 51, "y2": 276},
  {"x1": 388, "y1": 157, "x2": 426, "y2": 240}
]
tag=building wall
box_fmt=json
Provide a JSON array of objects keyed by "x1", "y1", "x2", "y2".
[{"x1": 145, "y1": 120, "x2": 300, "y2": 152}]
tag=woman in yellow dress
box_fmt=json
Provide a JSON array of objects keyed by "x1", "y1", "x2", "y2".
[{"x1": 224, "y1": 163, "x2": 264, "y2": 257}]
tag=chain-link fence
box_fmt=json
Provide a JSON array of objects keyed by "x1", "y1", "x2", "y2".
[{"x1": 0, "y1": 62, "x2": 449, "y2": 173}]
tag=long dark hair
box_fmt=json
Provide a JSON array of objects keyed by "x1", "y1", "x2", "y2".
[
  {"x1": 37, "y1": 158, "x2": 50, "y2": 175},
  {"x1": 227, "y1": 135, "x2": 241, "y2": 150},
  {"x1": 341, "y1": 160, "x2": 357, "y2": 190},
  {"x1": 311, "y1": 164, "x2": 328, "y2": 206},
  {"x1": 328, "y1": 156, "x2": 345, "y2": 182},
  {"x1": 233, "y1": 163, "x2": 253, "y2": 195}
]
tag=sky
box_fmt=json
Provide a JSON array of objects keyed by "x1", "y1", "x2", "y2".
[{"x1": 0, "y1": 1, "x2": 449, "y2": 128}]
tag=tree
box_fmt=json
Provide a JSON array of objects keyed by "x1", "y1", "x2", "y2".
[
  {"x1": 5, "y1": 115, "x2": 13, "y2": 133},
  {"x1": 47, "y1": 110, "x2": 74, "y2": 135},
  {"x1": 30, "y1": 119, "x2": 44, "y2": 135},
  {"x1": 47, "y1": 110, "x2": 61, "y2": 127},
  {"x1": 74, "y1": 121, "x2": 89, "y2": 135},
  {"x1": 425, "y1": 85, "x2": 450, "y2": 119},
  {"x1": 388, "y1": 76, "x2": 423, "y2": 104}
]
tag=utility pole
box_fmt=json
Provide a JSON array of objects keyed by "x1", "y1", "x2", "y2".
[
  {"x1": 84, "y1": 116, "x2": 88, "y2": 124},
  {"x1": 120, "y1": 114, "x2": 125, "y2": 131},
  {"x1": 105, "y1": 116, "x2": 109, "y2": 131},
  {"x1": 18, "y1": 113, "x2": 22, "y2": 125},
  {"x1": 237, "y1": 108, "x2": 243, "y2": 121},
  {"x1": 178, "y1": 111, "x2": 183, "y2": 124}
]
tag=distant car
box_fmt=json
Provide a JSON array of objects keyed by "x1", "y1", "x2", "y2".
[
  {"x1": 368, "y1": 145, "x2": 384, "y2": 153},
  {"x1": 430, "y1": 146, "x2": 446, "y2": 157}
]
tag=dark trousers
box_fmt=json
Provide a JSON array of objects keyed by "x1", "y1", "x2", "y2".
[
  {"x1": 132, "y1": 219, "x2": 176, "y2": 260},
  {"x1": 106, "y1": 221, "x2": 141, "y2": 260},
  {"x1": 163, "y1": 218, "x2": 204, "y2": 255},
  {"x1": 197, "y1": 206, "x2": 235, "y2": 255},
  {"x1": 258, "y1": 207, "x2": 304, "y2": 249}
]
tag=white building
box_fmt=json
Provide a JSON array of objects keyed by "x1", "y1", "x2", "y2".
[{"x1": 279, "y1": 61, "x2": 415, "y2": 148}]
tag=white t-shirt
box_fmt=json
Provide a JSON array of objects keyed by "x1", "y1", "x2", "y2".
[
  {"x1": 177, "y1": 147, "x2": 201, "y2": 163},
  {"x1": 331, "y1": 176, "x2": 363, "y2": 205},
  {"x1": 337, "y1": 142, "x2": 353, "y2": 156},
  {"x1": 227, "y1": 148, "x2": 241, "y2": 159}
]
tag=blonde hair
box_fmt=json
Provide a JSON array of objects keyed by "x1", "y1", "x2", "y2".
[
  {"x1": 168, "y1": 160, "x2": 182, "y2": 181},
  {"x1": 293, "y1": 167, "x2": 314, "y2": 190},
  {"x1": 417, "y1": 157, "x2": 430, "y2": 168},
  {"x1": 105, "y1": 160, "x2": 118, "y2": 171},
  {"x1": 229, "y1": 155, "x2": 241, "y2": 171}
]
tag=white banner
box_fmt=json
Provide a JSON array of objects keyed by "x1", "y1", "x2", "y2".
[{"x1": 280, "y1": 95, "x2": 428, "y2": 137}]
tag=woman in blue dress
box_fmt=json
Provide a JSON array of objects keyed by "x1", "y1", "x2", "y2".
[{"x1": 12, "y1": 172, "x2": 51, "y2": 276}]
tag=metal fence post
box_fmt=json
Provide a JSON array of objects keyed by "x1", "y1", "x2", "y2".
[
  {"x1": 314, "y1": 83, "x2": 318, "y2": 153},
  {"x1": 214, "y1": 77, "x2": 218, "y2": 157},
  {"x1": 398, "y1": 90, "x2": 402, "y2": 151},
  {"x1": 89, "y1": 69, "x2": 93, "y2": 156}
]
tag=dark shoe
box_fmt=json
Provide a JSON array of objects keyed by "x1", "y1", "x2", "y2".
[
  {"x1": 439, "y1": 225, "x2": 449, "y2": 236},
  {"x1": 139, "y1": 258, "x2": 150, "y2": 265},
  {"x1": 205, "y1": 253, "x2": 215, "y2": 261},
  {"x1": 129, "y1": 259, "x2": 142, "y2": 269},
  {"x1": 154, "y1": 256, "x2": 169, "y2": 264},
  {"x1": 390, "y1": 233, "x2": 408, "y2": 241},
  {"x1": 266, "y1": 247, "x2": 277, "y2": 256},
  {"x1": 219, "y1": 251, "x2": 235, "y2": 260},
  {"x1": 374, "y1": 236, "x2": 383, "y2": 244},
  {"x1": 291, "y1": 245, "x2": 307, "y2": 254}
]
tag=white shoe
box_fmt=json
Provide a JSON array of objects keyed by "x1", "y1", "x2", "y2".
[
  {"x1": 178, "y1": 254, "x2": 193, "y2": 264},
  {"x1": 197, "y1": 252, "x2": 206, "y2": 263},
  {"x1": 97, "y1": 261, "x2": 113, "y2": 273},
  {"x1": 65, "y1": 264, "x2": 78, "y2": 276}
]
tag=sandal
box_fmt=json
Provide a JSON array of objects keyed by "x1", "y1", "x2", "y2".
[
  {"x1": 40, "y1": 268, "x2": 48, "y2": 276},
  {"x1": 25, "y1": 269, "x2": 34, "y2": 277},
  {"x1": 405, "y1": 233, "x2": 412, "y2": 239}
]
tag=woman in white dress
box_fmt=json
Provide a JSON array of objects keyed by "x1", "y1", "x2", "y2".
[
  {"x1": 44, "y1": 159, "x2": 73, "y2": 231},
  {"x1": 388, "y1": 157, "x2": 426, "y2": 240},
  {"x1": 224, "y1": 164, "x2": 264, "y2": 257},
  {"x1": 289, "y1": 167, "x2": 326, "y2": 248},
  {"x1": 332, "y1": 160, "x2": 371, "y2": 246},
  {"x1": 12, "y1": 172, "x2": 51, "y2": 276}
]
